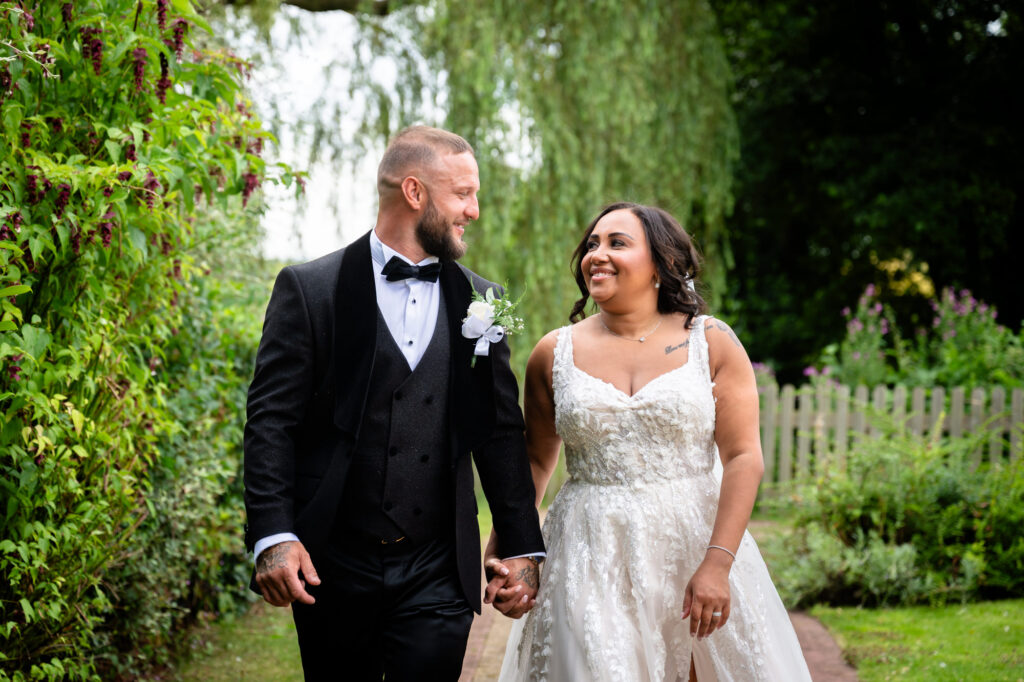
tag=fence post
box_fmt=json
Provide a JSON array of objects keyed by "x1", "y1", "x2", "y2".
[
  {"x1": 814, "y1": 382, "x2": 830, "y2": 475},
  {"x1": 969, "y1": 387, "x2": 986, "y2": 470},
  {"x1": 778, "y1": 385, "x2": 795, "y2": 483},
  {"x1": 910, "y1": 387, "x2": 926, "y2": 436},
  {"x1": 797, "y1": 386, "x2": 813, "y2": 479},
  {"x1": 989, "y1": 387, "x2": 1006, "y2": 465},
  {"x1": 852, "y1": 385, "x2": 869, "y2": 442},
  {"x1": 930, "y1": 386, "x2": 946, "y2": 439},
  {"x1": 1011, "y1": 389, "x2": 1023, "y2": 463},
  {"x1": 950, "y1": 387, "x2": 965, "y2": 439},
  {"x1": 893, "y1": 385, "x2": 907, "y2": 432},
  {"x1": 834, "y1": 384, "x2": 850, "y2": 471},
  {"x1": 870, "y1": 385, "x2": 887, "y2": 437},
  {"x1": 761, "y1": 382, "x2": 778, "y2": 485}
]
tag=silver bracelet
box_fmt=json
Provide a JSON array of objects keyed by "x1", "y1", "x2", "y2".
[{"x1": 706, "y1": 544, "x2": 737, "y2": 561}]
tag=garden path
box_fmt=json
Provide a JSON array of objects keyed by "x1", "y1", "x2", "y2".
[{"x1": 458, "y1": 607, "x2": 858, "y2": 681}]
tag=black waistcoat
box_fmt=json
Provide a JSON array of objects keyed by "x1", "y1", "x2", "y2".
[{"x1": 339, "y1": 297, "x2": 453, "y2": 542}]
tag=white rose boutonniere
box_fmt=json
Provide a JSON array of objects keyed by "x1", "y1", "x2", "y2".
[{"x1": 461, "y1": 286, "x2": 525, "y2": 365}]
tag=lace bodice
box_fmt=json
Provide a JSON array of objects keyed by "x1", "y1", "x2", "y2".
[{"x1": 552, "y1": 316, "x2": 717, "y2": 485}]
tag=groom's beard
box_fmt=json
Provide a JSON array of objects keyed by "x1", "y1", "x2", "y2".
[{"x1": 416, "y1": 197, "x2": 466, "y2": 262}]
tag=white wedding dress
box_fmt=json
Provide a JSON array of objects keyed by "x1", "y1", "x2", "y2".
[{"x1": 499, "y1": 318, "x2": 812, "y2": 682}]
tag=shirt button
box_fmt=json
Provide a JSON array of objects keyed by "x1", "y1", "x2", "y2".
[
  {"x1": 424, "y1": 395, "x2": 433, "y2": 405},
  {"x1": 411, "y1": 298, "x2": 417, "y2": 304},
  {"x1": 407, "y1": 340, "x2": 414, "y2": 346}
]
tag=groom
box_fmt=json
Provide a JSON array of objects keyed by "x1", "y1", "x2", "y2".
[{"x1": 243, "y1": 126, "x2": 545, "y2": 680}]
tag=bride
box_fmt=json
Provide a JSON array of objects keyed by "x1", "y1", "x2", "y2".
[{"x1": 485, "y1": 203, "x2": 811, "y2": 681}]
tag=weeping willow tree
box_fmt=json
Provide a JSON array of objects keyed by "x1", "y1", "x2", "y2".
[
  {"x1": 343, "y1": 0, "x2": 738, "y2": 362},
  {"x1": 216, "y1": 0, "x2": 737, "y2": 365}
]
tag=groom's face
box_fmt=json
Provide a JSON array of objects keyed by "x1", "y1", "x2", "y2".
[{"x1": 415, "y1": 152, "x2": 480, "y2": 262}]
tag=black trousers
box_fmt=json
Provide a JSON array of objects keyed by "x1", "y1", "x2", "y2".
[{"x1": 292, "y1": 534, "x2": 474, "y2": 682}]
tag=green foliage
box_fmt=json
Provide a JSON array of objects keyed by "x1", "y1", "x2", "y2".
[
  {"x1": 714, "y1": 1, "x2": 1024, "y2": 382},
  {"x1": 350, "y1": 0, "x2": 738, "y2": 370},
  {"x1": 763, "y1": 420, "x2": 1024, "y2": 608},
  {"x1": 815, "y1": 285, "x2": 1024, "y2": 389},
  {"x1": 0, "y1": 1, "x2": 290, "y2": 677}
]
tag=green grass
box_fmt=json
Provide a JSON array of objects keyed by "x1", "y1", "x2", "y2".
[
  {"x1": 811, "y1": 599, "x2": 1024, "y2": 682},
  {"x1": 165, "y1": 602, "x2": 302, "y2": 682}
]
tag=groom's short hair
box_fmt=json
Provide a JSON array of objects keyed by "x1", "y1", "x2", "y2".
[{"x1": 377, "y1": 126, "x2": 474, "y2": 194}]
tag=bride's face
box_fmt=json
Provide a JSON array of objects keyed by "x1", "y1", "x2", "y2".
[{"x1": 582, "y1": 209, "x2": 658, "y2": 307}]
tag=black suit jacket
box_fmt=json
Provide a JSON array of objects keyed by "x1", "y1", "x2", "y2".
[{"x1": 243, "y1": 231, "x2": 544, "y2": 610}]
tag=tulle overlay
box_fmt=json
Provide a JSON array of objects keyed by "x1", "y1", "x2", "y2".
[{"x1": 499, "y1": 318, "x2": 811, "y2": 681}]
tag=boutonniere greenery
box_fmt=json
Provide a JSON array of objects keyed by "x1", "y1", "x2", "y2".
[{"x1": 461, "y1": 286, "x2": 525, "y2": 365}]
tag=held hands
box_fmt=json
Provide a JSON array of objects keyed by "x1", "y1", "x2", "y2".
[
  {"x1": 255, "y1": 540, "x2": 321, "y2": 607},
  {"x1": 483, "y1": 555, "x2": 540, "y2": 619},
  {"x1": 682, "y1": 549, "x2": 733, "y2": 640}
]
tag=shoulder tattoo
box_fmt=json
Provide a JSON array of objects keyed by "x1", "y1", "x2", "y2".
[{"x1": 707, "y1": 319, "x2": 743, "y2": 348}]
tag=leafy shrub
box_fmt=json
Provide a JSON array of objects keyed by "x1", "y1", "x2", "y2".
[
  {"x1": 0, "y1": 2, "x2": 295, "y2": 678},
  {"x1": 815, "y1": 285, "x2": 1024, "y2": 389},
  {"x1": 763, "y1": 418, "x2": 1024, "y2": 608}
]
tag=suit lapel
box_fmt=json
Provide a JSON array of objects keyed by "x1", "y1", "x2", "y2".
[
  {"x1": 441, "y1": 261, "x2": 494, "y2": 455},
  {"x1": 332, "y1": 231, "x2": 377, "y2": 437}
]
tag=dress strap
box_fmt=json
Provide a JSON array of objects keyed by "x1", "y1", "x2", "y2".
[
  {"x1": 690, "y1": 315, "x2": 713, "y2": 384},
  {"x1": 551, "y1": 324, "x2": 574, "y2": 393}
]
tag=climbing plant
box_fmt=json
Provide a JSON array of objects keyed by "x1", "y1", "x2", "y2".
[{"x1": 0, "y1": 0, "x2": 295, "y2": 677}]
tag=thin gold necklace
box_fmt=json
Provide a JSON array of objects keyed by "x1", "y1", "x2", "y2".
[{"x1": 600, "y1": 314, "x2": 662, "y2": 343}]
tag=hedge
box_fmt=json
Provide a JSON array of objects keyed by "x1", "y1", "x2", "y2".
[{"x1": 0, "y1": 1, "x2": 295, "y2": 678}]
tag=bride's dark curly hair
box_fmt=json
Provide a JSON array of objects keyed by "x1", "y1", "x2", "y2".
[{"x1": 569, "y1": 202, "x2": 707, "y2": 327}]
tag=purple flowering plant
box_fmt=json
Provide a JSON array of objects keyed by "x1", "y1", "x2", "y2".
[
  {"x1": 0, "y1": 1, "x2": 303, "y2": 677},
  {"x1": 812, "y1": 284, "x2": 896, "y2": 387},
  {"x1": 814, "y1": 285, "x2": 1023, "y2": 389}
]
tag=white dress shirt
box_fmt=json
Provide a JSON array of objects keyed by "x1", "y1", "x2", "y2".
[{"x1": 369, "y1": 229, "x2": 442, "y2": 371}]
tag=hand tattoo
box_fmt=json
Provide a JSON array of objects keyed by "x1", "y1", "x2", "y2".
[
  {"x1": 257, "y1": 544, "x2": 289, "y2": 574},
  {"x1": 664, "y1": 339, "x2": 690, "y2": 355},
  {"x1": 708, "y1": 320, "x2": 743, "y2": 348},
  {"x1": 515, "y1": 564, "x2": 540, "y2": 591}
]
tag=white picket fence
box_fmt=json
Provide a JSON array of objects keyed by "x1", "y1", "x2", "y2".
[{"x1": 759, "y1": 383, "x2": 1024, "y2": 485}]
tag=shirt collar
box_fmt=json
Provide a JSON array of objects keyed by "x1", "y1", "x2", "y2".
[{"x1": 370, "y1": 228, "x2": 440, "y2": 269}]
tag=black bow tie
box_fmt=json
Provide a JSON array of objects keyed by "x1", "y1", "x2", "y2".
[{"x1": 381, "y1": 256, "x2": 442, "y2": 283}]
